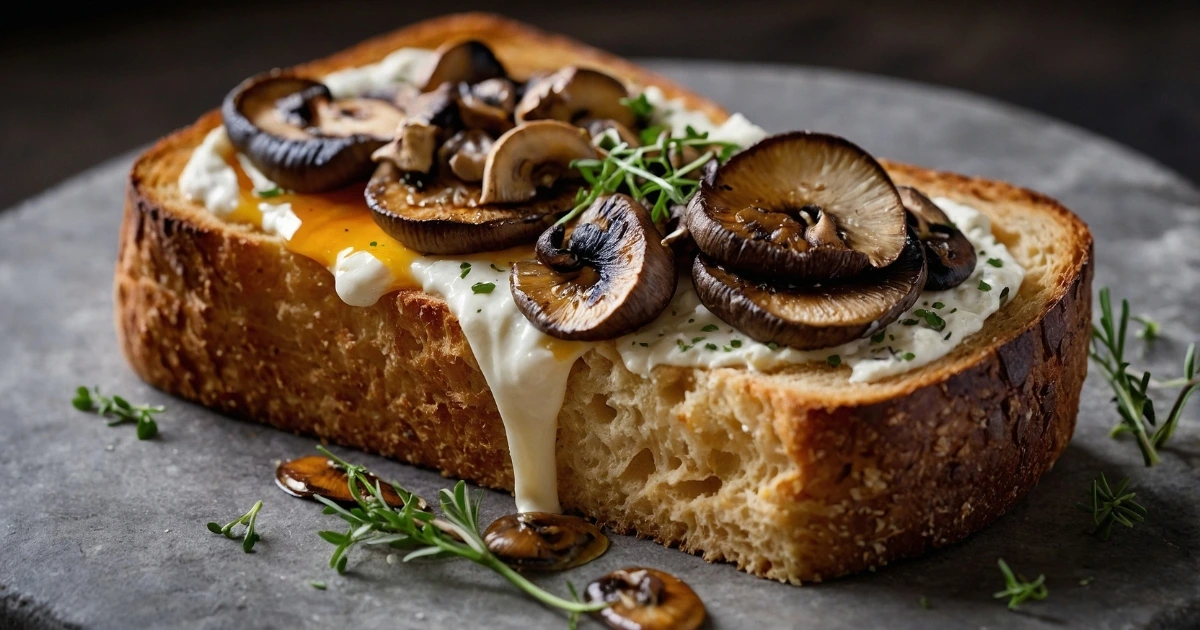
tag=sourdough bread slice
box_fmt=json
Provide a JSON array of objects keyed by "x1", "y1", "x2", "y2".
[{"x1": 115, "y1": 13, "x2": 1093, "y2": 583}]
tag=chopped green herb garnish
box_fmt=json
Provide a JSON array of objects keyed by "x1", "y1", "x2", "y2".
[
  {"x1": 701, "y1": 324, "x2": 719, "y2": 332},
  {"x1": 256, "y1": 187, "x2": 284, "y2": 198},
  {"x1": 932, "y1": 301, "x2": 945, "y2": 310},
  {"x1": 944, "y1": 331, "x2": 953, "y2": 341},
  {"x1": 471, "y1": 282, "x2": 496, "y2": 294},
  {"x1": 901, "y1": 319, "x2": 919, "y2": 326},
  {"x1": 987, "y1": 258, "x2": 1004, "y2": 268},
  {"x1": 310, "y1": 581, "x2": 327, "y2": 590},
  {"x1": 730, "y1": 339, "x2": 743, "y2": 348},
  {"x1": 370, "y1": 241, "x2": 378, "y2": 247},
  {"x1": 72, "y1": 386, "x2": 161, "y2": 440},
  {"x1": 460, "y1": 262, "x2": 472, "y2": 279},
  {"x1": 902, "y1": 352, "x2": 916, "y2": 361},
  {"x1": 978, "y1": 279, "x2": 992, "y2": 291},
  {"x1": 638, "y1": 342, "x2": 649, "y2": 348},
  {"x1": 1076, "y1": 473, "x2": 1147, "y2": 540},
  {"x1": 1000, "y1": 286, "x2": 1010, "y2": 303},
  {"x1": 677, "y1": 340, "x2": 693, "y2": 352},
  {"x1": 827, "y1": 355, "x2": 841, "y2": 368},
  {"x1": 705, "y1": 343, "x2": 718, "y2": 351},
  {"x1": 870, "y1": 331, "x2": 886, "y2": 344},
  {"x1": 949, "y1": 308, "x2": 958, "y2": 314},
  {"x1": 620, "y1": 92, "x2": 655, "y2": 125},
  {"x1": 490, "y1": 263, "x2": 505, "y2": 273},
  {"x1": 913, "y1": 309, "x2": 947, "y2": 332},
  {"x1": 206, "y1": 500, "x2": 263, "y2": 553},
  {"x1": 767, "y1": 342, "x2": 780, "y2": 351},
  {"x1": 691, "y1": 336, "x2": 704, "y2": 343},
  {"x1": 993, "y1": 559, "x2": 1048, "y2": 610}
]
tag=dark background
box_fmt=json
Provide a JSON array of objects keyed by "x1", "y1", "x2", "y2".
[{"x1": 1, "y1": 0, "x2": 1197, "y2": 210}]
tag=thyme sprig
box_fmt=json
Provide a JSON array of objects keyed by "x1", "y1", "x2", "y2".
[
  {"x1": 207, "y1": 500, "x2": 263, "y2": 553},
  {"x1": 993, "y1": 559, "x2": 1048, "y2": 610},
  {"x1": 562, "y1": 126, "x2": 739, "y2": 226},
  {"x1": 1075, "y1": 473, "x2": 1147, "y2": 540},
  {"x1": 313, "y1": 446, "x2": 605, "y2": 618},
  {"x1": 1089, "y1": 287, "x2": 1199, "y2": 465},
  {"x1": 71, "y1": 386, "x2": 161, "y2": 440}
]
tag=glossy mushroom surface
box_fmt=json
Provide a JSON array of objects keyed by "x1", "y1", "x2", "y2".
[
  {"x1": 899, "y1": 185, "x2": 978, "y2": 290},
  {"x1": 275, "y1": 455, "x2": 428, "y2": 510},
  {"x1": 584, "y1": 567, "x2": 705, "y2": 630},
  {"x1": 482, "y1": 512, "x2": 609, "y2": 571},
  {"x1": 480, "y1": 120, "x2": 597, "y2": 204},
  {"x1": 510, "y1": 194, "x2": 676, "y2": 341},
  {"x1": 421, "y1": 39, "x2": 507, "y2": 90},
  {"x1": 371, "y1": 83, "x2": 460, "y2": 175},
  {"x1": 685, "y1": 131, "x2": 907, "y2": 282},
  {"x1": 515, "y1": 67, "x2": 636, "y2": 128},
  {"x1": 223, "y1": 73, "x2": 404, "y2": 193},
  {"x1": 692, "y1": 231, "x2": 928, "y2": 350}
]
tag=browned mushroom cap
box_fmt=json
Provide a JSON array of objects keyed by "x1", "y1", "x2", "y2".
[
  {"x1": 584, "y1": 567, "x2": 705, "y2": 630},
  {"x1": 421, "y1": 39, "x2": 507, "y2": 90},
  {"x1": 581, "y1": 117, "x2": 641, "y2": 148},
  {"x1": 366, "y1": 160, "x2": 577, "y2": 255},
  {"x1": 480, "y1": 120, "x2": 597, "y2": 204},
  {"x1": 438, "y1": 129, "x2": 494, "y2": 183},
  {"x1": 372, "y1": 83, "x2": 460, "y2": 174},
  {"x1": 898, "y1": 186, "x2": 978, "y2": 290},
  {"x1": 510, "y1": 194, "x2": 676, "y2": 341},
  {"x1": 693, "y1": 230, "x2": 928, "y2": 350},
  {"x1": 482, "y1": 512, "x2": 608, "y2": 571},
  {"x1": 274, "y1": 455, "x2": 428, "y2": 511},
  {"x1": 223, "y1": 72, "x2": 404, "y2": 193},
  {"x1": 515, "y1": 67, "x2": 636, "y2": 128},
  {"x1": 457, "y1": 78, "x2": 517, "y2": 135},
  {"x1": 686, "y1": 131, "x2": 908, "y2": 282}
]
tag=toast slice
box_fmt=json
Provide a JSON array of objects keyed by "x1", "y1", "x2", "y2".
[{"x1": 115, "y1": 13, "x2": 1093, "y2": 583}]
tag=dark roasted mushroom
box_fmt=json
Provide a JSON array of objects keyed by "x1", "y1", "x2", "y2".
[
  {"x1": 421, "y1": 39, "x2": 507, "y2": 90},
  {"x1": 692, "y1": 230, "x2": 928, "y2": 350},
  {"x1": 222, "y1": 72, "x2": 404, "y2": 193},
  {"x1": 515, "y1": 67, "x2": 636, "y2": 128},
  {"x1": 510, "y1": 194, "x2": 676, "y2": 341},
  {"x1": 686, "y1": 132, "x2": 908, "y2": 282},
  {"x1": 457, "y1": 78, "x2": 517, "y2": 135},
  {"x1": 274, "y1": 455, "x2": 428, "y2": 511},
  {"x1": 582, "y1": 117, "x2": 641, "y2": 148},
  {"x1": 482, "y1": 513, "x2": 608, "y2": 571},
  {"x1": 438, "y1": 129, "x2": 494, "y2": 183},
  {"x1": 899, "y1": 186, "x2": 977, "y2": 290},
  {"x1": 372, "y1": 83, "x2": 460, "y2": 174},
  {"x1": 480, "y1": 120, "x2": 597, "y2": 204},
  {"x1": 584, "y1": 568, "x2": 705, "y2": 630}
]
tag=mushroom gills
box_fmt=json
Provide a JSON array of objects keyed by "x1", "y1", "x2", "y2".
[
  {"x1": 692, "y1": 230, "x2": 928, "y2": 350},
  {"x1": 480, "y1": 120, "x2": 597, "y2": 204},
  {"x1": 482, "y1": 513, "x2": 608, "y2": 571},
  {"x1": 685, "y1": 131, "x2": 908, "y2": 282},
  {"x1": 584, "y1": 568, "x2": 706, "y2": 630},
  {"x1": 510, "y1": 194, "x2": 677, "y2": 341},
  {"x1": 274, "y1": 455, "x2": 428, "y2": 511},
  {"x1": 899, "y1": 185, "x2": 978, "y2": 290},
  {"x1": 222, "y1": 73, "x2": 403, "y2": 193}
]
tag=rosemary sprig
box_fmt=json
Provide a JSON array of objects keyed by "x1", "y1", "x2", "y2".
[
  {"x1": 313, "y1": 446, "x2": 606, "y2": 618},
  {"x1": 207, "y1": 500, "x2": 263, "y2": 553},
  {"x1": 993, "y1": 559, "x2": 1048, "y2": 610},
  {"x1": 1075, "y1": 473, "x2": 1147, "y2": 540},
  {"x1": 71, "y1": 386, "x2": 161, "y2": 440},
  {"x1": 1089, "y1": 288, "x2": 1199, "y2": 465},
  {"x1": 563, "y1": 124, "x2": 739, "y2": 226}
]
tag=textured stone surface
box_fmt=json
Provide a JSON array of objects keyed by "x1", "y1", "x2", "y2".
[{"x1": 1, "y1": 61, "x2": 1198, "y2": 629}]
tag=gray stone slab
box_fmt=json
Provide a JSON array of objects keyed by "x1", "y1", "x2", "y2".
[{"x1": 1, "y1": 60, "x2": 1198, "y2": 630}]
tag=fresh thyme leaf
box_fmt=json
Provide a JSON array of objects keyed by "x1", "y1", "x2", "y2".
[
  {"x1": 730, "y1": 339, "x2": 743, "y2": 348},
  {"x1": 677, "y1": 340, "x2": 693, "y2": 352},
  {"x1": 913, "y1": 309, "x2": 947, "y2": 332},
  {"x1": 72, "y1": 386, "x2": 162, "y2": 440},
  {"x1": 620, "y1": 93, "x2": 654, "y2": 126},
  {"x1": 471, "y1": 282, "x2": 496, "y2": 294},
  {"x1": 978, "y1": 279, "x2": 992, "y2": 291},
  {"x1": 1075, "y1": 473, "x2": 1147, "y2": 540},
  {"x1": 310, "y1": 580, "x2": 327, "y2": 590},
  {"x1": 902, "y1": 352, "x2": 916, "y2": 361},
  {"x1": 208, "y1": 500, "x2": 263, "y2": 553},
  {"x1": 1089, "y1": 287, "x2": 1200, "y2": 465},
  {"x1": 460, "y1": 262, "x2": 472, "y2": 279},
  {"x1": 932, "y1": 301, "x2": 946, "y2": 310},
  {"x1": 987, "y1": 258, "x2": 1003, "y2": 268},
  {"x1": 705, "y1": 343, "x2": 718, "y2": 351},
  {"x1": 701, "y1": 324, "x2": 719, "y2": 332},
  {"x1": 256, "y1": 187, "x2": 283, "y2": 198},
  {"x1": 993, "y1": 559, "x2": 1048, "y2": 610},
  {"x1": 313, "y1": 446, "x2": 607, "y2": 618}
]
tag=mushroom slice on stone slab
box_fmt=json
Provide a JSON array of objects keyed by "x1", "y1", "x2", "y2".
[
  {"x1": 365, "y1": 160, "x2": 578, "y2": 255},
  {"x1": 223, "y1": 72, "x2": 403, "y2": 193},
  {"x1": 483, "y1": 512, "x2": 608, "y2": 571},
  {"x1": 899, "y1": 185, "x2": 978, "y2": 290},
  {"x1": 480, "y1": 120, "x2": 597, "y2": 204},
  {"x1": 274, "y1": 455, "x2": 428, "y2": 511},
  {"x1": 515, "y1": 67, "x2": 636, "y2": 128},
  {"x1": 693, "y1": 230, "x2": 928, "y2": 350},
  {"x1": 584, "y1": 567, "x2": 706, "y2": 630},
  {"x1": 421, "y1": 39, "x2": 507, "y2": 91},
  {"x1": 686, "y1": 131, "x2": 908, "y2": 282},
  {"x1": 510, "y1": 194, "x2": 676, "y2": 341}
]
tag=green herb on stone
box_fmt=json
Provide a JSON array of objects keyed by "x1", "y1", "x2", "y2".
[
  {"x1": 993, "y1": 559, "x2": 1048, "y2": 610},
  {"x1": 207, "y1": 500, "x2": 263, "y2": 553},
  {"x1": 72, "y1": 386, "x2": 161, "y2": 440},
  {"x1": 1075, "y1": 473, "x2": 1147, "y2": 540}
]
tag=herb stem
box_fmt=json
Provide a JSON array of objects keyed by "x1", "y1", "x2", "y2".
[{"x1": 484, "y1": 556, "x2": 608, "y2": 613}]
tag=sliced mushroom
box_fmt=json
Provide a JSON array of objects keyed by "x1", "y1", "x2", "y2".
[
  {"x1": 372, "y1": 83, "x2": 460, "y2": 174},
  {"x1": 223, "y1": 72, "x2": 404, "y2": 193},
  {"x1": 510, "y1": 194, "x2": 676, "y2": 341},
  {"x1": 274, "y1": 455, "x2": 428, "y2": 511},
  {"x1": 482, "y1": 513, "x2": 608, "y2": 571},
  {"x1": 438, "y1": 129, "x2": 494, "y2": 183},
  {"x1": 584, "y1": 568, "x2": 705, "y2": 630},
  {"x1": 457, "y1": 78, "x2": 516, "y2": 135},
  {"x1": 515, "y1": 67, "x2": 636, "y2": 128},
  {"x1": 686, "y1": 132, "x2": 908, "y2": 282},
  {"x1": 422, "y1": 39, "x2": 507, "y2": 90},
  {"x1": 898, "y1": 186, "x2": 977, "y2": 290},
  {"x1": 693, "y1": 230, "x2": 928, "y2": 350},
  {"x1": 582, "y1": 117, "x2": 640, "y2": 148},
  {"x1": 366, "y1": 160, "x2": 577, "y2": 255},
  {"x1": 480, "y1": 120, "x2": 597, "y2": 204}
]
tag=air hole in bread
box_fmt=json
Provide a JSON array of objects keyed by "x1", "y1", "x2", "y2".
[
  {"x1": 673, "y1": 475, "x2": 723, "y2": 500},
  {"x1": 621, "y1": 447, "x2": 656, "y2": 483}
]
